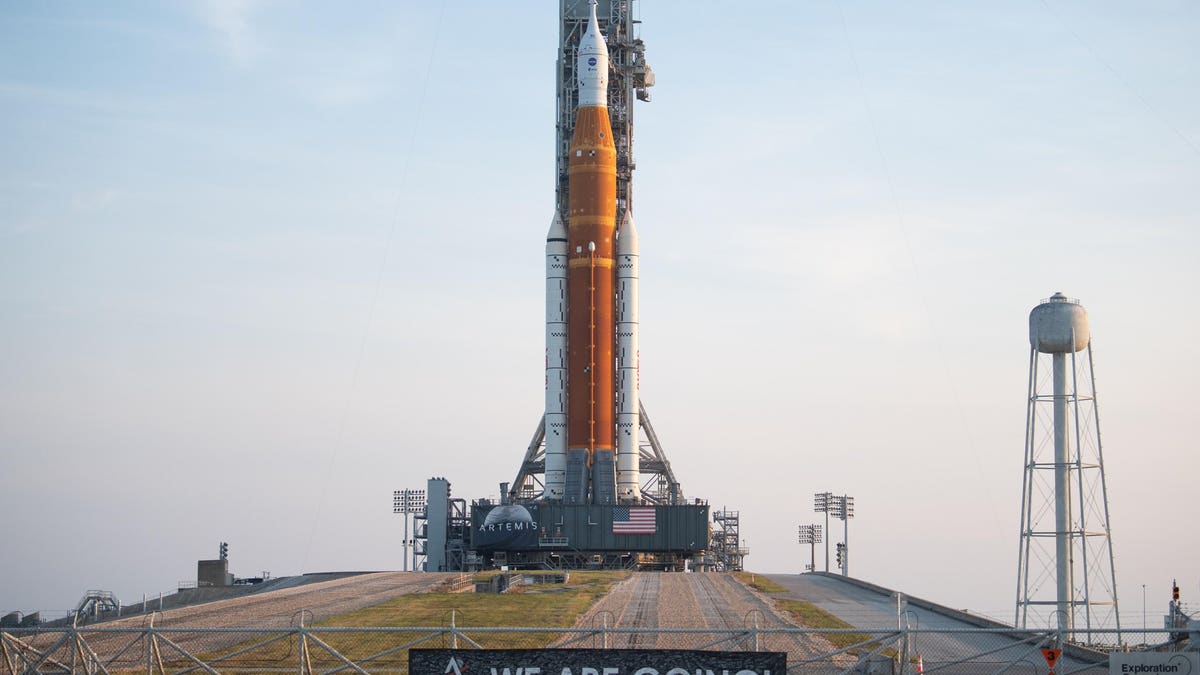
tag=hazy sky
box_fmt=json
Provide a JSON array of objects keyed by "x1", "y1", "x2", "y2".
[{"x1": 2, "y1": 1, "x2": 1197, "y2": 629}]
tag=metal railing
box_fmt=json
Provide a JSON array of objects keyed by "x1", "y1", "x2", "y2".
[{"x1": 0, "y1": 625, "x2": 1188, "y2": 675}]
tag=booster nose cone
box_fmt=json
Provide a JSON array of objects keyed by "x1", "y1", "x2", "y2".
[
  {"x1": 616, "y1": 211, "x2": 639, "y2": 255},
  {"x1": 546, "y1": 212, "x2": 567, "y2": 242},
  {"x1": 577, "y1": 0, "x2": 609, "y2": 107}
]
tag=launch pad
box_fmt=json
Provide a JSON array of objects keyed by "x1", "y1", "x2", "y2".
[{"x1": 471, "y1": 502, "x2": 710, "y2": 571}]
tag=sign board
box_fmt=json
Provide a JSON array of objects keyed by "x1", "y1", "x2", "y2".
[
  {"x1": 1042, "y1": 649, "x2": 1061, "y2": 669},
  {"x1": 473, "y1": 504, "x2": 542, "y2": 549},
  {"x1": 410, "y1": 649, "x2": 787, "y2": 675},
  {"x1": 1109, "y1": 651, "x2": 1200, "y2": 674}
]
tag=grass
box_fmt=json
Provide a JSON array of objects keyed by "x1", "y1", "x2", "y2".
[
  {"x1": 181, "y1": 571, "x2": 630, "y2": 672},
  {"x1": 774, "y1": 599, "x2": 857, "y2": 632},
  {"x1": 319, "y1": 570, "x2": 626, "y2": 628},
  {"x1": 732, "y1": 571, "x2": 787, "y2": 594},
  {"x1": 774, "y1": 598, "x2": 895, "y2": 659},
  {"x1": 733, "y1": 573, "x2": 896, "y2": 659}
]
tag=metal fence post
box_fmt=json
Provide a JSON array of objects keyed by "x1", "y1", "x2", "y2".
[
  {"x1": 742, "y1": 610, "x2": 763, "y2": 652},
  {"x1": 144, "y1": 612, "x2": 158, "y2": 675},
  {"x1": 297, "y1": 611, "x2": 314, "y2": 675}
]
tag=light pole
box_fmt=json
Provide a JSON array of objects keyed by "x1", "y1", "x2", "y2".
[
  {"x1": 814, "y1": 492, "x2": 833, "y2": 572},
  {"x1": 393, "y1": 488, "x2": 426, "y2": 572},
  {"x1": 831, "y1": 495, "x2": 855, "y2": 577},
  {"x1": 798, "y1": 524, "x2": 822, "y2": 573}
]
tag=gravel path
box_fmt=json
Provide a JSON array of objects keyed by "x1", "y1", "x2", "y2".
[{"x1": 568, "y1": 572, "x2": 851, "y2": 666}]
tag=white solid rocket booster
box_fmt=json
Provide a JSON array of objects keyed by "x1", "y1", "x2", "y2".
[
  {"x1": 544, "y1": 212, "x2": 568, "y2": 499},
  {"x1": 615, "y1": 210, "x2": 641, "y2": 500}
]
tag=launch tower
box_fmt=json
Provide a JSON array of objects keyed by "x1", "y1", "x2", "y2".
[
  {"x1": 470, "y1": 1, "x2": 711, "y2": 572},
  {"x1": 1015, "y1": 293, "x2": 1121, "y2": 643},
  {"x1": 555, "y1": 0, "x2": 654, "y2": 221},
  {"x1": 509, "y1": 0, "x2": 681, "y2": 507}
]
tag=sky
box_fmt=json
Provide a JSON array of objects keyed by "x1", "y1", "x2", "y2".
[{"x1": 1, "y1": 1, "x2": 1197, "y2": 631}]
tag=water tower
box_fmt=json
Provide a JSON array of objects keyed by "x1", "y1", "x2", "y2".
[{"x1": 1015, "y1": 293, "x2": 1120, "y2": 643}]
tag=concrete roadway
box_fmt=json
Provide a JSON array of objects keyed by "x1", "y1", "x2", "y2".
[{"x1": 764, "y1": 573, "x2": 1106, "y2": 674}]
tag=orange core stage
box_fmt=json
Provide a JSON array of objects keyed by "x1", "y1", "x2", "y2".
[{"x1": 566, "y1": 105, "x2": 617, "y2": 465}]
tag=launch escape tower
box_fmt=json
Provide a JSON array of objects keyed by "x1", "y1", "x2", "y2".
[
  {"x1": 510, "y1": 0, "x2": 680, "y2": 506},
  {"x1": 1015, "y1": 293, "x2": 1120, "y2": 644}
]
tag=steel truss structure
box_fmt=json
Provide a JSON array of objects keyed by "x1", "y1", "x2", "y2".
[
  {"x1": 1015, "y1": 312, "x2": 1120, "y2": 643},
  {"x1": 511, "y1": 401, "x2": 680, "y2": 505},
  {"x1": 710, "y1": 509, "x2": 748, "y2": 572}
]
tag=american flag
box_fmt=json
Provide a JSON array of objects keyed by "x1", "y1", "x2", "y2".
[{"x1": 612, "y1": 506, "x2": 656, "y2": 534}]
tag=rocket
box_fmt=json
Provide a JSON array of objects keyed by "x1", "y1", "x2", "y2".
[
  {"x1": 566, "y1": 0, "x2": 616, "y2": 505},
  {"x1": 543, "y1": 0, "x2": 640, "y2": 505}
]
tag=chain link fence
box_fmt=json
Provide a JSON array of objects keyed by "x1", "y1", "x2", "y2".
[{"x1": 0, "y1": 625, "x2": 1185, "y2": 674}]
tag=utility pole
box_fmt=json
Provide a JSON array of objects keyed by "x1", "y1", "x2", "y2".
[
  {"x1": 393, "y1": 488, "x2": 426, "y2": 571},
  {"x1": 831, "y1": 495, "x2": 855, "y2": 576},
  {"x1": 813, "y1": 492, "x2": 833, "y2": 572},
  {"x1": 798, "y1": 524, "x2": 822, "y2": 573}
]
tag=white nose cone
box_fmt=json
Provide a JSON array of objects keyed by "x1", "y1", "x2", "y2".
[
  {"x1": 576, "y1": 0, "x2": 609, "y2": 107},
  {"x1": 546, "y1": 211, "x2": 567, "y2": 245},
  {"x1": 616, "y1": 211, "x2": 639, "y2": 255}
]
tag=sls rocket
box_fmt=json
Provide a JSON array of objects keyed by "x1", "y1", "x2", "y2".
[{"x1": 544, "y1": 0, "x2": 640, "y2": 505}]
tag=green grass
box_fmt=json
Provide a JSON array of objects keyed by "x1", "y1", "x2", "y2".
[
  {"x1": 319, "y1": 570, "x2": 627, "y2": 628},
  {"x1": 774, "y1": 599, "x2": 856, "y2": 631},
  {"x1": 732, "y1": 572, "x2": 787, "y2": 594},
  {"x1": 775, "y1": 598, "x2": 894, "y2": 657},
  {"x1": 734, "y1": 574, "x2": 896, "y2": 659},
  {"x1": 183, "y1": 571, "x2": 630, "y2": 672}
]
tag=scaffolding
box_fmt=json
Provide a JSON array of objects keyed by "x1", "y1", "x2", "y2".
[{"x1": 710, "y1": 509, "x2": 747, "y2": 572}]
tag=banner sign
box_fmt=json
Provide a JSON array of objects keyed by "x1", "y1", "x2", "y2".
[
  {"x1": 473, "y1": 504, "x2": 541, "y2": 549},
  {"x1": 411, "y1": 649, "x2": 787, "y2": 675}
]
